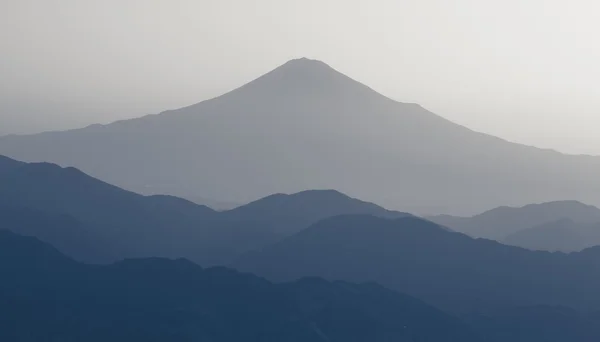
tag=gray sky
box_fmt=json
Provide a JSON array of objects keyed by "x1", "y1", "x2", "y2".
[{"x1": 1, "y1": 0, "x2": 599, "y2": 155}]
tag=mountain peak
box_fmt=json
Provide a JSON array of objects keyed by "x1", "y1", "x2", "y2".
[
  {"x1": 225, "y1": 57, "x2": 376, "y2": 100},
  {"x1": 280, "y1": 57, "x2": 333, "y2": 69},
  {"x1": 266, "y1": 57, "x2": 340, "y2": 82}
]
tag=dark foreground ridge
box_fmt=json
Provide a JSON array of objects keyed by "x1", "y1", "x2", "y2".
[{"x1": 0, "y1": 230, "x2": 482, "y2": 342}]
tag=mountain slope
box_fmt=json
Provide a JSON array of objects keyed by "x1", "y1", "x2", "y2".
[
  {"x1": 0, "y1": 156, "x2": 278, "y2": 265},
  {"x1": 0, "y1": 206, "x2": 115, "y2": 263},
  {"x1": 427, "y1": 200, "x2": 600, "y2": 239},
  {"x1": 2, "y1": 59, "x2": 600, "y2": 214},
  {"x1": 222, "y1": 189, "x2": 413, "y2": 235},
  {"x1": 503, "y1": 219, "x2": 600, "y2": 252},
  {"x1": 234, "y1": 215, "x2": 600, "y2": 314},
  {"x1": 0, "y1": 230, "x2": 483, "y2": 342},
  {"x1": 0, "y1": 155, "x2": 423, "y2": 264}
]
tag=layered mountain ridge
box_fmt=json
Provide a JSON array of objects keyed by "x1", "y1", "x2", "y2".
[
  {"x1": 1, "y1": 58, "x2": 600, "y2": 214},
  {"x1": 234, "y1": 214, "x2": 600, "y2": 314},
  {"x1": 428, "y1": 200, "x2": 600, "y2": 251},
  {"x1": 0, "y1": 230, "x2": 484, "y2": 342},
  {"x1": 0, "y1": 155, "x2": 413, "y2": 264}
]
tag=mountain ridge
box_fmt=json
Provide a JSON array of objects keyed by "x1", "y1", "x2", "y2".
[
  {"x1": 1, "y1": 155, "x2": 428, "y2": 264},
  {"x1": 234, "y1": 214, "x2": 600, "y2": 313},
  {"x1": 223, "y1": 189, "x2": 414, "y2": 235},
  {"x1": 503, "y1": 219, "x2": 600, "y2": 252},
  {"x1": 0, "y1": 229, "x2": 484, "y2": 342},
  {"x1": 0, "y1": 154, "x2": 278, "y2": 265},
  {"x1": 428, "y1": 200, "x2": 600, "y2": 240}
]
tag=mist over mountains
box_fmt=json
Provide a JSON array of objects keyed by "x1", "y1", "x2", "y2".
[
  {"x1": 2, "y1": 58, "x2": 600, "y2": 215},
  {"x1": 0, "y1": 155, "x2": 414, "y2": 264},
  {"x1": 3, "y1": 154, "x2": 600, "y2": 341},
  {"x1": 3, "y1": 57, "x2": 600, "y2": 342},
  {"x1": 5, "y1": 0, "x2": 600, "y2": 339},
  {"x1": 428, "y1": 200, "x2": 600, "y2": 252},
  {"x1": 504, "y1": 219, "x2": 600, "y2": 252},
  {"x1": 0, "y1": 155, "x2": 274, "y2": 264},
  {"x1": 225, "y1": 189, "x2": 413, "y2": 235},
  {"x1": 428, "y1": 201, "x2": 600, "y2": 239}
]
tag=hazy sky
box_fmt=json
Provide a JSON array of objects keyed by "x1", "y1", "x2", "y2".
[{"x1": 1, "y1": 0, "x2": 599, "y2": 155}]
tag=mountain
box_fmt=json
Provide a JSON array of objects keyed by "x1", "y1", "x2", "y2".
[
  {"x1": 4, "y1": 230, "x2": 600, "y2": 341},
  {"x1": 151, "y1": 192, "x2": 240, "y2": 210},
  {"x1": 0, "y1": 230, "x2": 483, "y2": 342},
  {"x1": 222, "y1": 189, "x2": 413, "y2": 235},
  {"x1": 0, "y1": 155, "x2": 419, "y2": 264},
  {"x1": 0, "y1": 154, "x2": 23, "y2": 177},
  {"x1": 0, "y1": 155, "x2": 278, "y2": 265},
  {"x1": 2, "y1": 58, "x2": 600, "y2": 214},
  {"x1": 234, "y1": 215, "x2": 600, "y2": 314},
  {"x1": 427, "y1": 200, "x2": 600, "y2": 240},
  {"x1": 503, "y1": 219, "x2": 600, "y2": 252},
  {"x1": 0, "y1": 205, "x2": 115, "y2": 263},
  {"x1": 188, "y1": 196, "x2": 240, "y2": 211}
]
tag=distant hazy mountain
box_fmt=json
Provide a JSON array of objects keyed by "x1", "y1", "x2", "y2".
[
  {"x1": 0, "y1": 155, "x2": 277, "y2": 265},
  {"x1": 0, "y1": 230, "x2": 483, "y2": 342},
  {"x1": 188, "y1": 196, "x2": 240, "y2": 211},
  {"x1": 152, "y1": 192, "x2": 240, "y2": 210},
  {"x1": 222, "y1": 189, "x2": 413, "y2": 235},
  {"x1": 2, "y1": 58, "x2": 600, "y2": 214},
  {"x1": 427, "y1": 200, "x2": 600, "y2": 240},
  {"x1": 503, "y1": 219, "x2": 600, "y2": 252},
  {"x1": 234, "y1": 215, "x2": 600, "y2": 314}
]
